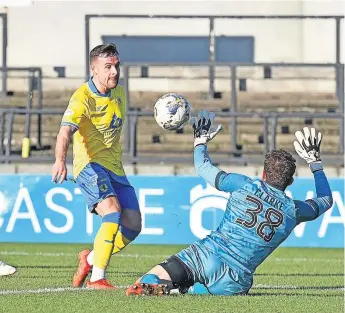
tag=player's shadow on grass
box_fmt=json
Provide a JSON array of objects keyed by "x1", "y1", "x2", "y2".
[{"x1": 255, "y1": 273, "x2": 344, "y2": 277}]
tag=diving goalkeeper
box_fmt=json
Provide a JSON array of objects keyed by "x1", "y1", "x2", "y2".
[{"x1": 126, "y1": 110, "x2": 333, "y2": 296}]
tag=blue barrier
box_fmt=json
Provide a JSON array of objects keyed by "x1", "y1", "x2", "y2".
[{"x1": 0, "y1": 175, "x2": 343, "y2": 248}]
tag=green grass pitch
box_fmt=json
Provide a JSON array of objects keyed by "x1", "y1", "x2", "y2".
[{"x1": 0, "y1": 243, "x2": 343, "y2": 313}]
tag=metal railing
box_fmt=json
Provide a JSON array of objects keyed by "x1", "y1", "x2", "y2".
[
  {"x1": 85, "y1": 14, "x2": 344, "y2": 97},
  {"x1": 0, "y1": 62, "x2": 342, "y2": 161},
  {"x1": 0, "y1": 108, "x2": 343, "y2": 166},
  {"x1": 0, "y1": 13, "x2": 7, "y2": 97},
  {"x1": 126, "y1": 110, "x2": 344, "y2": 162},
  {"x1": 0, "y1": 107, "x2": 59, "y2": 160},
  {"x1": 120, "y1": 62, "x2": 345, "y2": 154},
  {"x1": 0, "y1": 67, "x2": 43, "y2": 148},
  {"x1": 0, "y1": 61, "x2": 342, "y2": 164}
]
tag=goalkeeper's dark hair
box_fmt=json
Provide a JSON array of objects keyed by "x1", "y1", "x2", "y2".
[
  {"x1": 89, "y1": 43, "x2": 119, "y2": 64},
  {"x1": 264, "y1": 149, "x2": 296, "y2": 190}
]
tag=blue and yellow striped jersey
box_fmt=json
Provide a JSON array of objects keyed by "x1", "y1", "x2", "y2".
[{"x1": 61, "y1": 78, "x2": 126, "y2": 178}]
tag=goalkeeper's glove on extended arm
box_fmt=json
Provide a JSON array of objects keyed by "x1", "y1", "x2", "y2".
[
  {"x1": 191, "y1": 110, "x2": 222, "y2": 148},
  {"x1": 293, "y1": 127, "x2": 323, "y2": 172}
]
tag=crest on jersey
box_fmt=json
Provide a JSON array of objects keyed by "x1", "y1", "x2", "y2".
[
  {"x1": 96, "y1": 104, "x2": 108, "y2": 112},
  {"x1": 116, "y1": 97, "x2": 122, "y2": 105},
  {"x1": 99, "y1": 184, "x2": 108, "y2": 193}
]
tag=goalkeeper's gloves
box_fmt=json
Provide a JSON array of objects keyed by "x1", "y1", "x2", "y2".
[
  {"x1": 191, "y1": 109, "x2": 222, "y2": 148},
  {"x1": 293, "y1": 127, "x2": 323, "y2": 172}
]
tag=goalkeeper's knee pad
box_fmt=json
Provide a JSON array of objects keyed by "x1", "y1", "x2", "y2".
[{"x1": 159, "y1": 256, "x2": 194, "y2": 291}]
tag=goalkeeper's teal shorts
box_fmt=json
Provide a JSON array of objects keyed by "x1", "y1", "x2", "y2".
[{"x1": 175, "y1": 239, "x2": 253, "y2": 296}]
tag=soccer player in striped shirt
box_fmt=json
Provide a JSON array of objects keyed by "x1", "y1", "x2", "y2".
[{"x1": 52, "y1": 44, "x2": 141, "y2": 289}]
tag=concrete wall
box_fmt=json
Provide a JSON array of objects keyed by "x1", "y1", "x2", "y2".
[
  {"x1": 0, "y1": 0, "x2": 343, "y2": 92},
  {"x1": 0, "y1": 163, "x2": 343, "y2": 178}
]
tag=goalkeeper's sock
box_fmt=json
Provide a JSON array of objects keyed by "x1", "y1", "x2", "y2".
[
  {"x1": 112, "y1": 226, "x2": 140, "y2": 255},
  {"x1": 90, "y1": 212, "x2": 120, "y2": 282},
  {"x1": 140, "y1": 274, "x2": 161, "y2": 284}
]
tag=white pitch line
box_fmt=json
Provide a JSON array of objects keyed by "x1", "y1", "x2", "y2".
[
  {"x1": 0, "y1": 251, "x2": 169, "y2": 259},
  {"x1": 0, "y1": 286, "x2": 128, "y2": 295},
  {"x1": 0, "y1": 285, "x2": 343, "y2": 296},
  {"x1": 0, "y1": 250, "x2": 342, "y2": 263}
]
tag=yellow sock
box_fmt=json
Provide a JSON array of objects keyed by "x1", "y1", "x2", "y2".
[
  {"x1": 112, "y1": 230, "x2": 131, "y2": 255},
  {"x1": 93, "y1": 214, "x2": 120, "y2": 269}
]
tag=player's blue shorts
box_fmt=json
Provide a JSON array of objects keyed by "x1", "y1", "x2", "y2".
[
  {"x1": 76, "y1": 162, "x2": 139, "y2": 214},
  {"x1": 175, "y1": 239, "x2": 253, "y2": 296}
]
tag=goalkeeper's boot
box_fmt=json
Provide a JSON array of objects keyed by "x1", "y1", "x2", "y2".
[
  {"x1": 86, "y1": 279, "x2": 118, "y2": 290},
  {"x1": 72, "y1": 249, "x2": 92, "y2": 287},
  {"x1": 0, "y1": 261, "x2": 16, "y2": 276},
  {"x1": 126, "y1": 282, "x2": 170, "y2": 296},
  {"x1": 126, "y1": 274, "x2": 170, "y2": 296}
]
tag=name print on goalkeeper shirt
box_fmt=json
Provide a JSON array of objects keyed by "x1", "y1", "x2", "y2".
[{"x1": 254, "y1": 188, "x2": 284, "y2": 211}]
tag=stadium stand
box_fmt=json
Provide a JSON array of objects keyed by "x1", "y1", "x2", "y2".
[{"x1": 1, "y1": 87, "x2": 341, "y2": 161}]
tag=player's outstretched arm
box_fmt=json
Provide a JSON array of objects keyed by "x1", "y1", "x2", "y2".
[
  {"x1": 192, "y1": 110, "x2": 250, "y2": 192},
  {"x1": 192, "y1": 110, "x2": 222, "y2": 188},
  {"x1": 52, "y1": 93, "x2": 87, "y2": 184},
  {"x1": 194, "y1": 144, "x2": 222, "y2": 188},
  {"x1": 293, "y1": 127, "x2": 333, "y2": 223},
  {"x1": 52, "y1": 126, "x2": 73, "y2": 184}
]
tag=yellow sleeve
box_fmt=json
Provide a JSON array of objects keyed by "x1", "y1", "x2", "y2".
[{"x1": 61, "y1": 93, "x2": 88, "y2": 131}]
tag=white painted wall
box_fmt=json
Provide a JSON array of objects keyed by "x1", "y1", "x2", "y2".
[{"x1": 301, "y1": 0, "x2": 344, "y2": 63}]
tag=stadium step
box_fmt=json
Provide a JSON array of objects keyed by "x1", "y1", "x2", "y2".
[{"x1": 0, "y1": 91, "x2": 338, "y2": 109}]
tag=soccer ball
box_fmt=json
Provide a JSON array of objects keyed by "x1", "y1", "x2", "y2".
[{"x1": 154, "y1": 93, "x2": 191, "y2": 131}]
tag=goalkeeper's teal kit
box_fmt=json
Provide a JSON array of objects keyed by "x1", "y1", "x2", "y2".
[{"x1": 174, "y1": 145, "x2": 333, "y2": 295}]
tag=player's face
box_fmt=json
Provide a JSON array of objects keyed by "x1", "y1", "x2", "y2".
[{"x1": 92, "y1": 55, "x2": 120, "y2": 91}]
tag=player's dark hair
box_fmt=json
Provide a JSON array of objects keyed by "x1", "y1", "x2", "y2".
[
  {"x1": 89, "y1": 43, "x2": 119, "y2": 64},
  {"x1": 264, "y1": 149, "x2": 296, "y2": 190}
]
